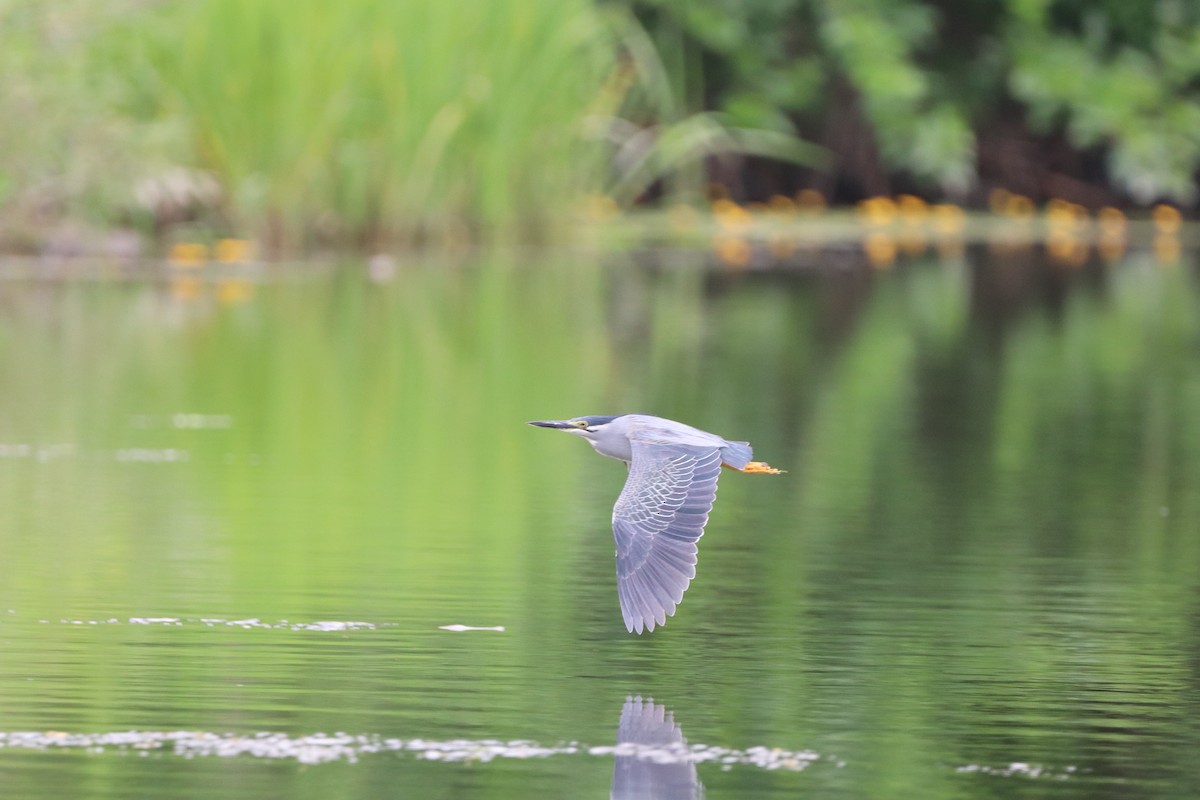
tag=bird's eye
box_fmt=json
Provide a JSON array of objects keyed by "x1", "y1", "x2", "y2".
[{"x1": 573, "y1": 420, "x2": 589, "y2": 429}]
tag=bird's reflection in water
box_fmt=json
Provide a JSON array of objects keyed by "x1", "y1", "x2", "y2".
[{"x1": 611, "y1": 696, "x2": 704, "y2": 800}]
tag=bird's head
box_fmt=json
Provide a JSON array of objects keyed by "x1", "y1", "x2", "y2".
[{"x1": 528, "y1": 415, "x2": 620, "y2": 442}]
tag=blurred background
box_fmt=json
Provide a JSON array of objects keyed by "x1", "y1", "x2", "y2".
[
  {"x1": 1, "y1": 0, "x2": 1199, "y2": 251},
  {"x1": 0, "y1": 2, "x2": 1198, "y2": 799}
]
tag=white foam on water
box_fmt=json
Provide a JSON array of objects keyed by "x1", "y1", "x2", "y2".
[
  {"x1": 438, "y1": 624, "x2": 506, "y2": 632},
  {"x1": 18, "y1": 616, "x2": 384, "y2": 631},
  {"x1": 955, "y1": 762, "x2": 1081, "y2": 779},
  {"x1": 0, "y1": 731, "x2": 1079, "y2": 778},
  {"x1": 0, "y1": 730, "x2": 839, "y2": 771}
]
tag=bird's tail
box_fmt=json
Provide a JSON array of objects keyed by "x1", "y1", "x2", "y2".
[{"x1": 720, "y1": 441, "x2": 753, "y2": 470}]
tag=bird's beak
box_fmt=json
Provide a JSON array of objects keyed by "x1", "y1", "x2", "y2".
[{"x1": 528, "y1": 420, "x2": 573, "y2": 429}]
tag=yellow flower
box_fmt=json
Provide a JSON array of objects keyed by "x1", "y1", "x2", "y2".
[
  {"x1": 857, "y1": 196, "x2": 897, "y2": 226},
  {"x1": 168, "y1": 242, "x2": 208, "y2": 268},
  {"x1": 1002, "y1": 194, "x2": 1035, "y2": 220},
  {"x1": 712, "y1": 199, "x2": 752, "y2": 231},
  {"x1": 930, "y1": 204, "x2": 966, "y2": 235},
  {"x1": 215, "y1": 238, "x2": 254, "y2": 263},
  {"x1": 897, "y1": 194, "x2": 928, "y2": 226},
  {"x1": 1045, "y1": 198, "x2": 1083, "y2": 230},
  {"x1": 1152, "y1": 204, "x2": 1182, "y2": 235}
]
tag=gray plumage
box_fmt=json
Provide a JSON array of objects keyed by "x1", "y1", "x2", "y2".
[{"x1": 529, "y1": 414, "x2": 777, "y2": 634}]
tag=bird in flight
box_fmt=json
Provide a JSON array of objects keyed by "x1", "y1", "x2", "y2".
[{"x1": 529, "y1": 414, "x2": 782, "y2": 633}]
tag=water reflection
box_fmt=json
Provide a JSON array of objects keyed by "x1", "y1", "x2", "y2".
[
  {"x1": 612, "y1": 697, "x2": 702, "y2": 800},
  {"x1": 0, "y1": 251, "x2": 1197, "y2": 799}
]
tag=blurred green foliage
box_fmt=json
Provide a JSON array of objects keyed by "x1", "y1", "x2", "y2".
[
  {"x1": 0, "y1": 2, "x2": 168, "y2": 235},
  {"x1": 1009, "y1": 0, "x2": 1200, "y2": 201},
  {"x1": 0, "y1": 0, "x2": 1198, "y2": 249},
  {"x1": 635, "y1": 0, "x2": 1200, "y2": 201}
]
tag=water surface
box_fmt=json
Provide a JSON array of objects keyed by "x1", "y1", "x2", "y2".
[{"x1": 0, "y1": 249, "x2": 1198, "y2": 798}]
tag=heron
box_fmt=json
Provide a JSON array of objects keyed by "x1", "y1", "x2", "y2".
[{"x1": 528, "y1": 414, "x2": 782, "y2": 633}]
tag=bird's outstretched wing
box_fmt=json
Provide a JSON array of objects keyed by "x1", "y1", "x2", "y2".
[{"x1": 612, "y1": 439, "x2": 722, "y2": 633}]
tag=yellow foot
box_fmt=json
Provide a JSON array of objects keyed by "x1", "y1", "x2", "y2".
[{"x1": 741, "y1": 461, "x2": 784, "y2": 474}]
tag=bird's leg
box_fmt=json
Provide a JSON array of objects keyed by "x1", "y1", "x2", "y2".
[{"x1": 730, "y1": 461, "x2": 785, "y2": 474}]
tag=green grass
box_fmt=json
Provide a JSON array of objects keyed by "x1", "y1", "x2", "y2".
[
  {"x1": 0, "y1": 2, "x2": 825, "y2": 253},
  {"x1": 116, "y1": 0, "x2": 620, "y2": 248}
]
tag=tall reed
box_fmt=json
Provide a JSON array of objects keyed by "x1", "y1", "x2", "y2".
[{"x1": 121, "y1": 0, "x2": 617, "y2": 247}]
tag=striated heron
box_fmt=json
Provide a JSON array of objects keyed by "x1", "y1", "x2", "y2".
[{"x1": 529, "y1": 414, "x2": 781, "y2": 634}]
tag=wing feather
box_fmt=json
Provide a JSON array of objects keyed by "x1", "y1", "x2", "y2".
[{"x1": 612, "y1": 439, "x2": 723, "y2": 633}]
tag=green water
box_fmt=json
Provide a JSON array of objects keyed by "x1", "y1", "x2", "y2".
[{"x1": 0, "y1": 250, "x2": 1198, "y2": 798}]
